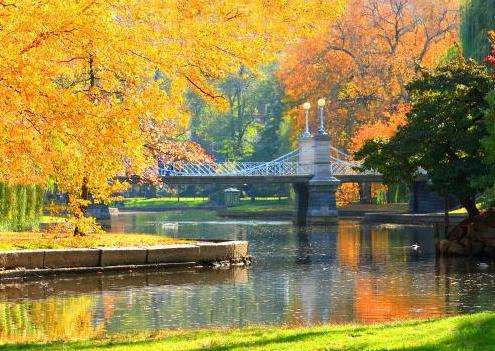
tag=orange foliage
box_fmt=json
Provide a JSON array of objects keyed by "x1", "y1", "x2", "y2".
[
  {"x1": 336, "y1": 183, "x2": 360, "y2": 206},
  {"x1": 351, "y1": 104, "x2": 409, "y2": 152},
  {"x1": 279, "y1": 0, "x2": 459, "y2": 149}
]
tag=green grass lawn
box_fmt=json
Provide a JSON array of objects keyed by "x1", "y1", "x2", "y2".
[
  {"x1": 449, "y1": 204, "x2": 482, "y2": 215},
  {"x1": 118, "y1": 197, "x2": 209, "y2": 209},
  {"x1": 2, "y1": 313, "x2": 494, "y2": 350},
  {"x1": 119, "y1": 196, "x2": 294, "y2": 213},
  {"x1": 227, "y1": 197, "x2": 293, "y2": 213}
]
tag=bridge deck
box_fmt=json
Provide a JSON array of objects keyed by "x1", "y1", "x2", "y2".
[{"x1": 160, "y1": 174, "x2": 382, "y2": 184}]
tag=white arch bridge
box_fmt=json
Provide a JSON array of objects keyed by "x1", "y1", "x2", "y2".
[
  {"x1": 155, "y1": 134, "x2": 385, "y2": 225},
  {"x1": 152, "y1": 134, "x2": 442, "y2": 223},
  {"x1": 158, "y1": 146, "x2": 381, "y2": 184}
]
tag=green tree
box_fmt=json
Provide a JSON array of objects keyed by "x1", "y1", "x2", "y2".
[
  {"x1": 481, "y1": 92, "x2": 495, "y2": 207},
  {"x1": 250, "y1": 70, "x2": 289, "y2": 161},
  {"x1": 189, "y1": 66, "x2": 288, "y2": 162},
  {"x1": 355, "y1": 55, "x2": 495, "y2": 219},
  {"x1": 461, "y1": 0, "x2": 495, "y2": 62}
]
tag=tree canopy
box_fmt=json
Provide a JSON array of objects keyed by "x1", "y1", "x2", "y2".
[
  {"x1": 278, "y1": 0, "x2": 459, "y2": 148},
  {"x1": 355, "y1": 54, "x2": 495, "y2": 218},
  {"x1": 1, "y1": 0, "x2": 345, "y2": 231},
  {"x1": 188, "y1": 65, "x2": 289, "y2": 162}
]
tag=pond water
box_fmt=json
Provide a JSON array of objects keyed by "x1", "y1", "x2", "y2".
[{"x1": 1, "y1": 211, "x2": 495, "y2": 342}]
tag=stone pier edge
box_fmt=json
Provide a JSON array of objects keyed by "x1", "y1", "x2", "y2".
[{"x1": 0, "y1": 240, "x2": 250, "y2": 280}]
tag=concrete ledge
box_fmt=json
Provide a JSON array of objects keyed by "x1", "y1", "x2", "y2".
[
  {"x1": 197, "y1": 241, "x2": 249, "y2": 262},
  {"x1": 363, "y1": 212, "x2": 466, "y2": 225},
  {"x1": 43, "y1": 249, "x2": 100, "y2": 268},
  {"x1": 0, "y1": 241, "x2": 250, "y2": 278},
  {"x1": 101, "y1": 248, "x2": 147, "y2": 267},
  {"x1": 0, "y1": 250, "x2": 44, "y2": 270},
  {"x1": 147, "y1": 245, "x2": 200, "y2": 264}
]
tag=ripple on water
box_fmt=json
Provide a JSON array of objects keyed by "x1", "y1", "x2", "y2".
[{"x1": 1, "y1": 215, "x2": 495, "y2": 342}]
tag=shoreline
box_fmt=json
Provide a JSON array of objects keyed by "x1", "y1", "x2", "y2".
[{"x1": 0, "y1": 240, "x2": 250, "y2": 280}]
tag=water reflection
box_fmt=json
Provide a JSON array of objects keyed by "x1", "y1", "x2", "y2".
[{"x1": 1, "y1": 212, "x2": 495, "y2": 343}]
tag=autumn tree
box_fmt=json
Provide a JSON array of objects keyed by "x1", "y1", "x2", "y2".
[
  {"x1": 351, "y1": 104, "x2": 409, "y2": 152},
  {"x1": 278, "y1": 0, "x2": 459, "y2": 149},
  {"x1": 355, "y1": 55, "x2": 495, "y2": 219},
  {"x1": 0, "y1": 0, "x2": 345, "y2": 233}
]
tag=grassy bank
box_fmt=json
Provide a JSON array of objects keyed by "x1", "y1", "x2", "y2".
[
  {"x1": 0, "y1": 232, "x2": 185, "y2": 251},
  {"x1": 2, "y1": 313, "x2": 494, "y2": 350},
  {"x1": 118, "y1": 197, "x2": 209, "y2": 209},
  {"x1": 227, "y1": 197, "x2": 293, "y2": 213}
]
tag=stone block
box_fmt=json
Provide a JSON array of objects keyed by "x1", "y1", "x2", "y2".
[
  {"x1": 448, "y1": 242, "x2": 466, "y2": 256},
  {"x1": 470, "y1": 241, "x2": 485, "y2": 256},
  {"x1": 231, "y1": 241, "x2": 249, "y2": 260},
  {"x1": 197, "y1": 241, "x2": 248, "y2": 262},
  {"x1": 0, "y1": 250, "x2": 44, "y2": 270},
  {"x1": 306, "y1": 179, "x2": 340, "y2": 223},
  {"x1": 197, "y1": 242, "x2": 231, "y2": 262},
  {"x1": 483, "y1": 246, "x2": 495, "y2": 258},
  {"x1": 43, "y1": 249, "x2": 100, "y2": 268},
  {"x1": 147, "y1": 245, "x2": 200, "y2": 264},
  {"x1": 477, "y1": 226, "x2": 495, "y2": 240},
  {"x1": 100, "y1": 248, "x2": 147, "y2": 267}
]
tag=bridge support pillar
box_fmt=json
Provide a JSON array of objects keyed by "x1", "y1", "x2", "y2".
[
  {"x1": 409, "y1": 180, "x2": 458, "y2": 213},
  {"x1": 306, "y1": 134, "x2": 341, "y2": 225},
  {"x1": 359, "y1": 182, "x2": 373, "y2": 204},
  {"x1": 307, "y1": 180, "x2": 340, "y2": 224},
  {"x1": 297, "y1": 135, "x2": 314, "y2": 174}
]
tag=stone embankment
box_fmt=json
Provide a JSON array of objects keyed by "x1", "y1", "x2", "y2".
[
  {"x1": 437, "y1": 209, "x2": 495, "y2": 258},
  {"x1": 0, "y1": 241, "x2": 250, "y2": 279}
]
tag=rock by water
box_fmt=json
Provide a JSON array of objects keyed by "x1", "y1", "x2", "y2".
[{"x1": 437, "y1": 209, "x2": 495, "y2": 258}]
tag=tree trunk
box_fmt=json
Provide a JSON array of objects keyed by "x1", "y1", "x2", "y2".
[
  {"x1": 444, "y1": 195, "x2": 450, "y2": 236},
  {"x1": 74, "y1": 177, "x2": 89, "y2": 236},
  {"x1": 460, "y1": 197, "x2": 479, "y2": 220}
]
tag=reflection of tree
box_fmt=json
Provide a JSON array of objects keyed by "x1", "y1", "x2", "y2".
[
  {"x1": 337, "y1": 224, "x2": 361, "y2": 269},
  {"x1": 370, "y1": 228, "x2": 390, "y2": 264},
  {"x1": 0, "y1": 296, "x2": 99, "y2": 343},
  {"x1": 354, "y1": 273, "x2": 446, "y2": 323}
]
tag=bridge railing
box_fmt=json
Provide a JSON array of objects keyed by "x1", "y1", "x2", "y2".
[
  {"x1": 159, "y1": 161, "x2": 301, "y2": 177},
  {"x1": 158, "y1": 149, "x2": 379, "y2": 177}
]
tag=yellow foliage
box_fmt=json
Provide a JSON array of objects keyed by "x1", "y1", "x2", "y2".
[
  {"x1": 0, "y1": 231, "x2": 187, "y2": 250},
  {"x1": 0, "y1": 0, "x2": 345, "y2": 232}
]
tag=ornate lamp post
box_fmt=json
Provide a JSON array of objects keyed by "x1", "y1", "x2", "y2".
[
  {"x1": 317, "y1": 98, "x2": 327, "y2": 135},
  {"x1": 301, "y1": 102, "x2": 312, "y2": 138}
]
